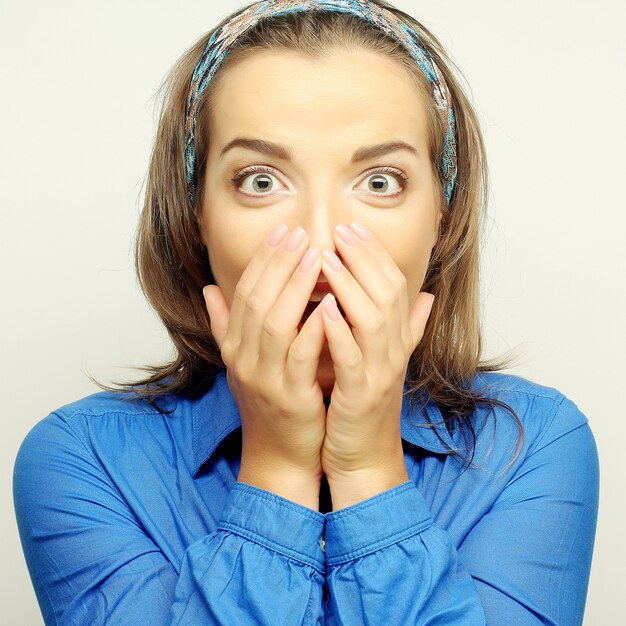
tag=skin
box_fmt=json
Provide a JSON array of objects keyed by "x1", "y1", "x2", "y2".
[{"x1": 198, "y1": 48, "x2": 441, "y2": 509}]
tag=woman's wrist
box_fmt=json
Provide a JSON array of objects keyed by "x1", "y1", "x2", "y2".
[
  {"x1": 237, "y1": 460, "x2": 322, "y2": 511},
  {"x1": 327, "y1": 464, "x2": 410, "y2": 511}
]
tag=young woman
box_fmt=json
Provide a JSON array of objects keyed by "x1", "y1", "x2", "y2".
[{"x1": 13, "y1": 1, "x2": 599, "y2": 624}]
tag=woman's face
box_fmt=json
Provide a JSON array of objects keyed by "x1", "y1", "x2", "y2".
[{"x1": 198, "y1": 48, "x2": 441, "y2": 397}]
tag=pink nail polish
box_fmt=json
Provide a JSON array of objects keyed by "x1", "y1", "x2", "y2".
[
  {"x1": 323, "y1": 294, "x2": 341, "y2": 321},
  {"x1": 335, "y1": 223, "x2": 358, "y2": 245},
  {"x1": 284, "y1": 226, "x2": 306, "y2": 251},
  {"x1": 267, "y1": 223, "x2": 289, "y2": 246},
  {"x1": 322, "y1": 249, "x2": 344, "y2": 271},
  {"x1": 349, "y1": 220, "x2": 372, "y2": 241},
  {"x1": 299, "y1": 246, "x2": 319, "y2": 272}
]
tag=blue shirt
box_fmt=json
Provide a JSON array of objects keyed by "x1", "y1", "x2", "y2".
[{"x1": 13, "y1": 371, "x2": 599, "y2": 625}]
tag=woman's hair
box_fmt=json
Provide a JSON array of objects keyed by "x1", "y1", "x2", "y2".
[{"x1": 91, "y1": 0, "x2": 524, "y2": 476}]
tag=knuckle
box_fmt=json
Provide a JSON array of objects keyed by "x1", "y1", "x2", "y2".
[
  {"x1": 394, "y1": 272, "x2": 408, "y2": 293},
  {"x1": 220, "y1": 338, "x2": 235, "y2": 364},
  {"x1": 245, "y1": 293, "x2": 265, "y2": 316},
  {"x1": 262, "y1": 316, "x2": 283, "y2": 340},
  {"x1": 373, "y1": 370, "x2": 395, "y2": 394},
  {"x1": 230, "y1": 359, "x2": 244, "y2": 380},
  {"x1": 274, "y1": 396, "x2": 297, "y2": 418},
  {"x1": 344, "y1": 349, "x2": 362, "y2": 370},
  {"x1": 288, "y1": 343, "x2": 310, "y2": 366},
  {"x1": 231, "y1": 358, "x2": 252, "y2": 383},
  {"x1": 233, "y1": 282, "x2": 249, "y2": 306},
  {"x1": 380, "y1": 283, "x2": 398, "y2": 307},
  {"x1": 364, "y1": 312, "x2": 386, "y2": 334}
]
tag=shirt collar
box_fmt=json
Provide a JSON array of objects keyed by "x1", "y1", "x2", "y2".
[{"x1": 191, "y1": 371, "x2": 459, "y2": 478}]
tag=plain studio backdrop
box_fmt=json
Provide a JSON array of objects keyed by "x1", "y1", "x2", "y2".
[{"x1": 1, "y1": 1, "x2": 624, "y2": 624}]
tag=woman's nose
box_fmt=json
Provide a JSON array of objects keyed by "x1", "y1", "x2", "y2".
[{"x1": 300, "y1": 203, "x2": 349, "y2": 255}]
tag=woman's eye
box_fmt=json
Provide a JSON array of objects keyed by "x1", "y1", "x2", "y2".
[
  {"x1": 231, "y1": 166, "x2": 283, "y2": 196},
  {"x1": 231, "y1": 165, "x2": 409, "y2": 198},
  {"x1": 357, "y1": 168, "x2": 409, "y2": 197}
]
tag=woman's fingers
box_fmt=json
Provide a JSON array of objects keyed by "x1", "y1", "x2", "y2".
[
  {"x1": 334, "y1": 222, "x2": 411, "y2": 356},
  {"x1": 284, "y1": 298, "x2": 327, "y2": 389},
  {"x1": 408, "y1": 291, "x2": 435, "y2": 348},
  {"x1": 258, "y1": 245, "x2": 323, "y2": 375},
  {"x1": 210, "y1": 224, "x2": 325, "y2": 387},
  {"x1": 224, "y1": 223, "x2": 290, "y2": 354},
  {"x1": 319, "y1": 294, "x2": 366, "y2": 390},
  {"x1": 320, "y1": 249, "x2": 389, "y2": 370},
  {"x1": 202, "y1": 284, "x2": 230, "y2": 350},
  {"x1": 237, "y1": 226, "x2": 311, "y2": 362}
]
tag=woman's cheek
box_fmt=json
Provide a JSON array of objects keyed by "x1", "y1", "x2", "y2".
[{"x1": 207, "y1": 238, "x2": 248, "y2": 306}]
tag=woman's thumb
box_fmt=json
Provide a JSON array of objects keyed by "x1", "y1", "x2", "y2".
[{"x1": 202, "y1": 284, "x2": 229, "y2": 348}]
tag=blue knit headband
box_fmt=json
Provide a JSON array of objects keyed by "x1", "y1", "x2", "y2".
[{"x1": 184, "y1": 0, "x2": 458, "y2": 208}]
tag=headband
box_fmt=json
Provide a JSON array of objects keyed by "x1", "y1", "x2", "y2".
[{"x1": 184, "y1": 0, "x2": 458, "y2": 209}]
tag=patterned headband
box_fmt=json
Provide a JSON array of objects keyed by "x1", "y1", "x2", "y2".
[{"x1": 184, "y1": 0, "x2": 458, "y2": 208}]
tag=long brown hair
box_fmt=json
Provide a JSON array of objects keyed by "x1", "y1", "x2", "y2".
[{"x1": 90, "y1": 0, "x2": 524, "y2": 476}]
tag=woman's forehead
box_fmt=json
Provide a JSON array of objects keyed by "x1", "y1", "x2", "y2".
[
  {"x1": 210, "y1": 48, "x2": 430, "y2": 142},
  {"x1": 212, "y1": 51, "x2": 425, "y2": 127}
]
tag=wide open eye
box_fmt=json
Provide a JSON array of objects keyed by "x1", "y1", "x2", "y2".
[
  {"x1": 231, "y1": 164, "x2": 410, "y2": 198},
  {"x1": 356, "y1": 167, "x2": 409, "y2": 197},
  {"x1": 231, "y1": 165, "x2": 284, "y2": 196}
]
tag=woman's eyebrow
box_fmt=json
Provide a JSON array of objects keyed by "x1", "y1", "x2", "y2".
[{"x1": 219, "y1": 137, "x2": 419, "y2": 162}]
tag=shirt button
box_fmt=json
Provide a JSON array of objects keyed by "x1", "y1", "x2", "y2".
[{"x1": 319, "y1": 535, "x2": 326, "y2": 552}]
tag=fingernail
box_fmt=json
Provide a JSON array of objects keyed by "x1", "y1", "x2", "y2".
[
  {"x1": 322, "y1": 249, "x2": 344, "y2": 271},
  {"x1": 335, "y1": 223, "x2": 358, "y2": 245},
  {"x1": 267, "y1": 223, "x2": 289, "y2": 246},
  {"x1": 284, "y1": 226, "x2": 306, "y2": 251},
  {"x1": 299, "y1": 246, "x2": 319, "y2": 272},
  {"x1": 349, "y1": 220, "x2": 372, "y2": 241},
  {"x1": 322, "y1": 293, "x2": 341, "y2": 321}
]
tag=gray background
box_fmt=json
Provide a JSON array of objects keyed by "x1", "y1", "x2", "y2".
[{"x1": 2, "y1": 1, "x2": 624, "y2": 623}]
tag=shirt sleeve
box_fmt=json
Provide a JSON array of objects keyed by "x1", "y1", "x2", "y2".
[
  {"x1": 13, "y1": 412, "x2": 326, "y2": 626},
  {"x1": 322, "y1": 395, "x2": 600, "y2": 625}
]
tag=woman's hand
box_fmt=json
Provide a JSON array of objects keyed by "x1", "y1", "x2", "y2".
[
  {"x1": 202, "y1": 224, "x2": 327, "y2": 507},
  {"x1": 317, "y1": 221, "x2": 435, "y2": 504}
]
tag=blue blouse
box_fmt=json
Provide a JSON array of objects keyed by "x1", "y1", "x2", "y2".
[{"x1": 13, "y1": 371, "x2": 599, "y2": 625}]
